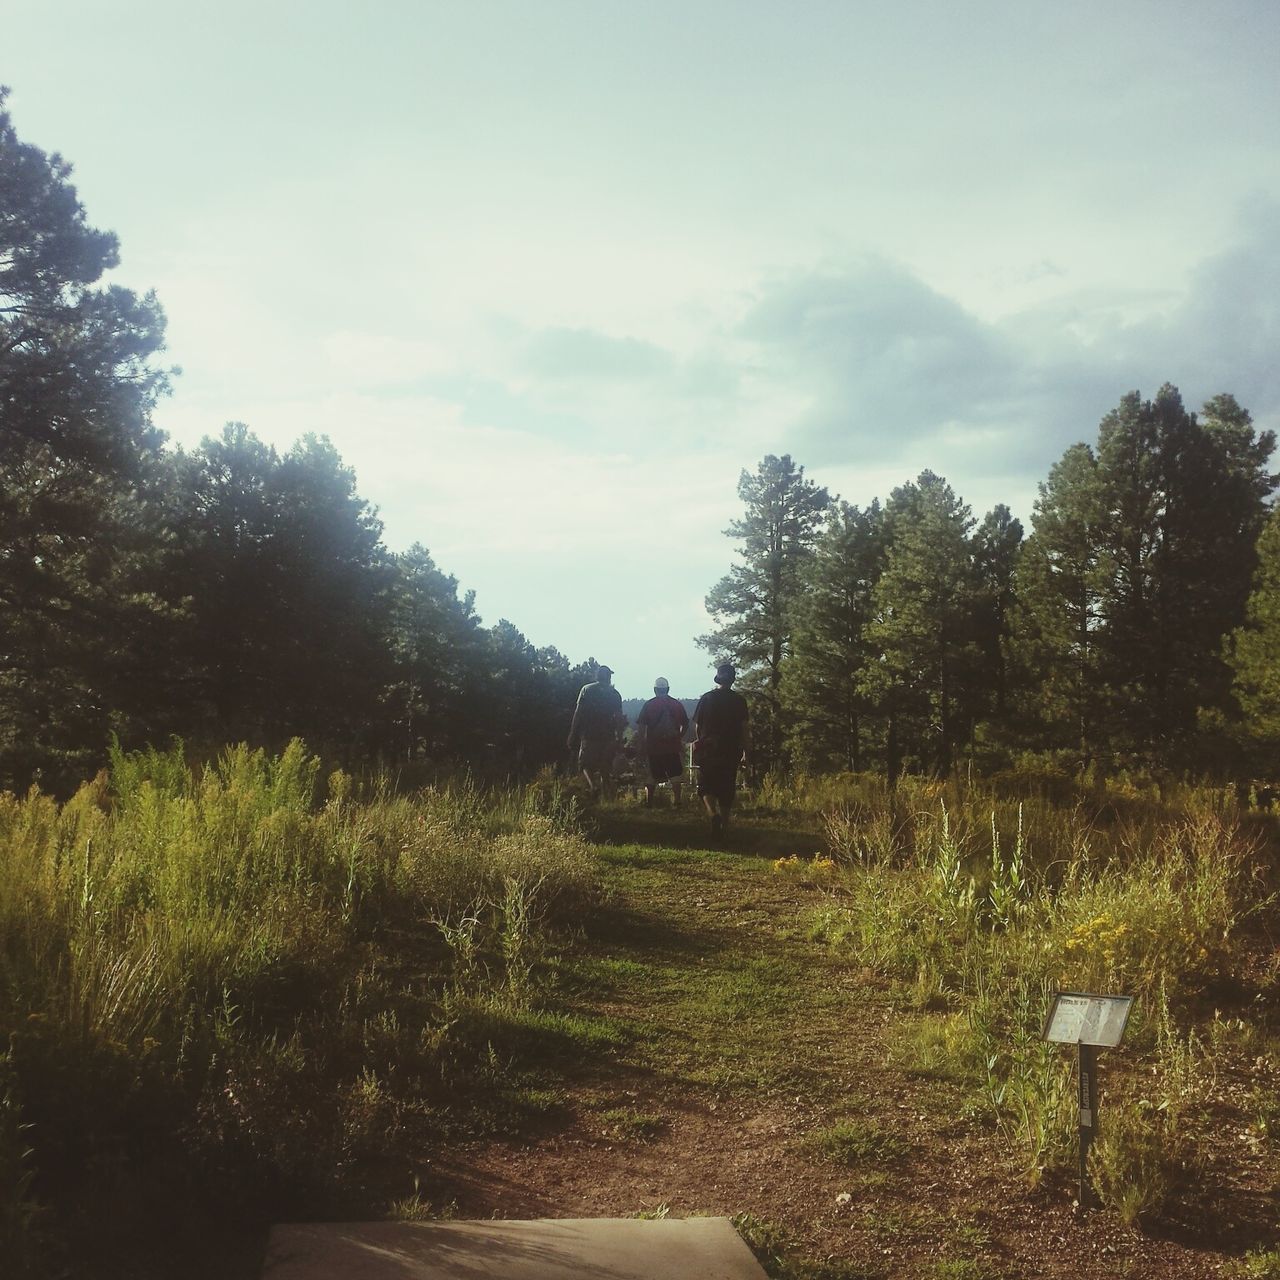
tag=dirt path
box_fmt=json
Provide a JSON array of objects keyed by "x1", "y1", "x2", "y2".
[{"x1": 416, "y1": 813, "x2": 1238, "y2": 1279}]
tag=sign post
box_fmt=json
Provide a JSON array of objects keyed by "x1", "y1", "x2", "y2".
[{"x1": 1043, "y1": 991, "x2": 1133, "y2": 1216}]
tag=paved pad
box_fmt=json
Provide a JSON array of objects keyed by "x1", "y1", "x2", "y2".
[{"x1": 262, "y1": 1216, "x2": 768, "y2": 1279}]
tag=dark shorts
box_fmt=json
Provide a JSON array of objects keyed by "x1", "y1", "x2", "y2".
[
  {"x1": 578, "y1": 739, "x2": 615, "y2": 775},
  {"x1": 647, "y1": 751, "x2": 683, "y2": 782},
  {"x1": 696, "y1": 760, "x2": 738, "y2": 803}
]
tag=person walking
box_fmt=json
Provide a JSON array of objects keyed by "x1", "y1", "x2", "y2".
[
  {"x1": 636, "y1": 676, "x2": 689, "y2": 806},
  {"x1": 567, "y1": 664, "x2": 624, "y2": 796},
  {"x1": 691, "y1": 661, "x2": 750, "y2": 836}
]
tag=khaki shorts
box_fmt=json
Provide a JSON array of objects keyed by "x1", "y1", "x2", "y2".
[{"x1": 578, "y1": 739, "x2": 615, "y2": 775}]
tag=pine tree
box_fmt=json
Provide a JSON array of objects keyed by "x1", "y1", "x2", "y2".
[
  {"x1": 859, "y1": 472, "x2": 981, "y2": 778},
  {"x1": 1008, "y1": 386, "x2": 1275, "y2": 768},
  {"x1": 1226, "y1": 508, "x2": 1280, "y2": 768},
  {"x1": 171, "y1": 425, "x2": 394, "y2": 756},
  {"x1": 699, "y1": 454, "x2": 829, "y2": 767},
  {"x1": 0, "y1": 89, "x2": 173, "y2": 789},
  {"x1": 1006, "y1": 444, "x2": 1106, "y2": 763},
  {"x1": 478, "y1": 622, "x2": 594, "y2": 772},
  {"x1": 387, "y1": 543, "x2": 484, "y2": 760},
  {"x1": 784, "y1": 500, "x2": 886, "y2": 773},
  {"x1": 971, "y1": 504, "x2": 1023, "y2": 725}
]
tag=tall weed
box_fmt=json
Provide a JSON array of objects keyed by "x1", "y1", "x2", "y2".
[
  {"x1": 817, "y1": 776, "x2": 1265, "y2": 1216},
  {"x1": 0, "y1": 742, "x2": 598, "y2": 1271}
]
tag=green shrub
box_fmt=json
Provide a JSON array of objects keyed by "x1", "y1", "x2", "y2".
[{"x1": 1087, "y1": 1100, "x2": 1181, "y2": 1225}]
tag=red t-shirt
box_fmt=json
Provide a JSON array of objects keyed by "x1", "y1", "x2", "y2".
[{"x1": 637, "y1": 695, "x2": 689, "y2": 754}]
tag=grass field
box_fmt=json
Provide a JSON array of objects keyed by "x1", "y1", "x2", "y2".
[{"x1": 2, "y1": 750, "x2": 1279, "y2": 1278}]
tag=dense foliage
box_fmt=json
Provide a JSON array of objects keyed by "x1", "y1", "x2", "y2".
[{"x1": 708, "y1": 395, "x2": 1278, "y2": 778}]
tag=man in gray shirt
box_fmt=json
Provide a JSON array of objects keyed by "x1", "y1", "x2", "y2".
[{"x1": 568, "y1": 664, "x2": 624, "y2": 796}]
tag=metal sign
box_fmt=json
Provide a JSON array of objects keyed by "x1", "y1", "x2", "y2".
[
  {"x1": 1042, "y1": 990, "x2": 1134, "y2": 1216},
  {"x1": 1043, "y1": 991, "x2": 1133, "y2": 1048}
]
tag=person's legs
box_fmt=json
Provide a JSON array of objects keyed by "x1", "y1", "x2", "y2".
[
  {"x1": 698, "y1": 770, "x2": 718, "y2": 828},
  {"x1": 580, "y1": 741, "x2": 611, "y2": 796},
  {"x1": 650, "y1": 752, "x2": 681, "y2": 808},
  {"x1": 699, "y1": 762, "x2": 734, "y2": 834}
]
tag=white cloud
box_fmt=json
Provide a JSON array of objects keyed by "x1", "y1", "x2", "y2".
[{"x1": 321, "y1": 332, "x2": 453, "y2": 387}]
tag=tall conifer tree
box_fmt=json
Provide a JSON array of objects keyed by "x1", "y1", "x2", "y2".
[
  {"x1": 859, "y1": 472, "x2": 981, "y2": 777},
  {"x1": 784, "y1": 500, "x2": 886, "y2": 773},
  {"x1": 1006, "y1": 444, "x2": 1106, "y2": 762},
  {"x1": 171, "y1": 425, "x2": 394, "y2": 755},
  {"x1": 1009, "y1": 386, "x2": 1274, "y2": 767},
  {"x1": 972, "y1": 503, "x2": 1023, "y2": 725},
  {"x1": 0, "y1": 89, "x2": 173, "y2": 789},
  {"x1": 699, "y1": 454, "x2": 829, "y2": 767},
  {"x1": 1226, "y1": 508, "x2": 1280, "y2": 768},
  {"x1": 387, "y1": 544, "x2": 484, "y2": 760}
]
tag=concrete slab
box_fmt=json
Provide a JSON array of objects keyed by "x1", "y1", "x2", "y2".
[{"x1": 261, "y1": 1216, "x2": 769, "y2": 1279}]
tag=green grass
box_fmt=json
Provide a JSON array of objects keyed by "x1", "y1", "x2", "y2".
[
  {"x1": 858, "y1": 1206, "x2": 944, "y2": 1245},
  {"x1": 0, "y1": 740, "x2": 602, "y2": 1278},
  {"x1": 6, "y1": 753, "x2": 1280, "y2": 1275},
  {"x1": 886, "y1": 1014, "x2": 983, "y2": 1085},
  {"x1": 1238, "y1": 1248, "x2": 1280, "y2": 1278},
  {"x1": 922, "y1": 1261, "x2": 997, "y2": 1280},
  {"x1": 598, "y1": 1107, "x2": 667, "y2": 1141},
  {"x1": 809, "y1": 1119, "x2": 912, "y2": 1167},
  {"x1": 733, "y1": 1213, "x2": 885, "y2": 1280}
]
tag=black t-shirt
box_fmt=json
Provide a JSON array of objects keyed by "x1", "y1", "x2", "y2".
[{"x1": 692, "y1": 686, "x2": 748, "y2": 763}]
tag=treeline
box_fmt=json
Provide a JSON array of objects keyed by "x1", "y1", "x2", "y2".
[
  {"x1": 11, "y1": 91, "x2": 1280, "y2": 794},
  {"x1": 701, "y1": 392, "x2": 1280, "y2": 780},
  {"x1": 0, "y1": 92, "x2": 592, "y2": 793}
]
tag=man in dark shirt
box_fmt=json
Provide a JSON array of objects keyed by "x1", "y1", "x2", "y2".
[
  {"x1": 691, "y1": 661, "x2": 750, "y2": 836},
  {"x1": 567, "y1": 664, "x2": 624, "y2": 796}
]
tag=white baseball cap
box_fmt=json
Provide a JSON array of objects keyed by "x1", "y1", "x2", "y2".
[{"x1": 654, "y1": 676, "x2": 670, "y2": 691}]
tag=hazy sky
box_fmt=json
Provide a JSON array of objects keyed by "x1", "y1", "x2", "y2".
[{"x1": 7, "y1": 1, "x2": 1280, "y2": 699}]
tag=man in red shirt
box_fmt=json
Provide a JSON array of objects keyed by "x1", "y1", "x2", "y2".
[{"x1": 636, "y1": 676, "x2": 689, "y2": 806}]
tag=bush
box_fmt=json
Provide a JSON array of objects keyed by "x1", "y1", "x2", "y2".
[{"x1": 1088, "y1": 1101, "x2": 1181, "y2": 1225}]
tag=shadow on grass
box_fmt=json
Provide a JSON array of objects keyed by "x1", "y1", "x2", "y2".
[
  {"x1": 1139, "y1": 1183, "x2": 1280, "y2": 1255},
  {"x1": 593, "y1": 810, "x2": 825, "y2": 859},
  {"x1": 578, "y1": 897, "x2": 720, "y2": 963}
]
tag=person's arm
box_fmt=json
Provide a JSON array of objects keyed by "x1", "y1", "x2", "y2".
[{"x1": 567, "y1": 688, "x2": 584, "y2": 748}]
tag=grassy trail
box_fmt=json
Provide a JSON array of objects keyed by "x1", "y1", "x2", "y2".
[
  {"x1": 11, "y1": 761, "x2": 1270, "y2": 1279},
  {"x1": 417, "y1": 806, "x2": 1235, "y2": 1280}
]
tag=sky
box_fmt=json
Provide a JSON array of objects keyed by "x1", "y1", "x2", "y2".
[{"x1": 6, "y1": 0, "x2": 1280, "y2": 700}]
